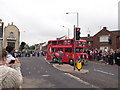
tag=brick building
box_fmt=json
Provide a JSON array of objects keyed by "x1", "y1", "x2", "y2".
[{"x1": 81, "y1": 27, "x2": 120, "y2": 50}]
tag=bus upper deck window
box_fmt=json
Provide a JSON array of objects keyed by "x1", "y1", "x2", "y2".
[
  {"x1": 58, "y1": 41, "x2": 63, "y2": 45},
  {"x1": 52, "y1": 41, "x2": 57, "y2": 45}
]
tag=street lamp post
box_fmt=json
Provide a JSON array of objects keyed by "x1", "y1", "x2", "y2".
[
  {"x1": 63, "y1": 26, "x2": 70, "y2": 39},
  {"x1": 66, "y1": 12, "x2": 79, "y2": 27},
  {"x1": 66, "y1": 12, "x2": 79, "y2": 70}
]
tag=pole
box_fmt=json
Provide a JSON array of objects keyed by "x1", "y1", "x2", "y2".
[
  {"x1": 74, "y1": 25, "x2": 76, "y2": 70},
  {"x1": 77, "y1": 12, "x2": 79, "y2": 27},
  {"x1": 68, "y1": 28, "x2": 69, "y2": 39}
]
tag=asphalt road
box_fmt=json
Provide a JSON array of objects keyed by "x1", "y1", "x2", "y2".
[
  {"x1": 19, "y1": 56, "x2": 119, "y2": 89},
  {"x1": 70, "y1": 61, "x2": 119, "y2": 89},
  {"x1": 20, "y1": 56, "x2": 95, "y2": 88}
]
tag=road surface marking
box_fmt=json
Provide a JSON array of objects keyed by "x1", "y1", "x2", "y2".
[
  {"x1": 94, "y1": 69, "x2": 115, "y2": 76},
  {"x1": 44, "y1": 58, "x2": 51, "y2": 64},
  {"x1": 64, "y1": 73, "x2": 99, "y2": 88},
  {"x1": 41, "y1": 74, "x2": 50, "y2": 77},
  {"x1": 28, "y1": 72, "x2": 31, "y2": 74}
]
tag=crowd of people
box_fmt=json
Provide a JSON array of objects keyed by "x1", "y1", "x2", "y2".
[
  {"x1": 83, "y1": 48, "x2": 120, "y2": 66},
  {"x1": 14, "y1": 50, "x2": 46, "y2": 58},
  {"x1": 0, "y1": 46, "x2": 23, "y2": 89},
  {"x1": 0, "y1": 45, "x2": 119, "y2": 89}
]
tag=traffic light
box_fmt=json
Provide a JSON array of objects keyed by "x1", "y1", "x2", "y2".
[
  {"x1": 0, "y1": 22, "x2": 4, "y2": 38},
  {"x1": 75, "y1": 27, "x2": 80, "y2": 40}
]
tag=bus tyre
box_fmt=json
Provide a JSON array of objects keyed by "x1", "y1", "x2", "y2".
[
  {"x1": 52, "y1": 58, "x2": 56, "y2": 63},
  {"x1": 69, "y1": 59, "x2": 74, "y2": 65}
]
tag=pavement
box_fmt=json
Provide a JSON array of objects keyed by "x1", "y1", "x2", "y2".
[
  {"x1": 51, "y1": 59, "x2": 119, "y2": 73},
  {"x1": 52, "y1": 63, "x2": 89, "y2": 74}
]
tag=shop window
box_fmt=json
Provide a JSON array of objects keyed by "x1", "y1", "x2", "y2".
[{"x1": 7, "y1": 42, "x2": 15, "y2": 48}]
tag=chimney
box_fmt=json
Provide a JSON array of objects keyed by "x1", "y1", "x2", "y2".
[
  {"x1": 103, "y1": 27, "x2": 107, "y2": 30},
  {"x1": 11, "y1": 22, "x2": 13, "y2": 25},
  {"x1": 88, "y1": 34, "x2": 90, "y2": 37}
]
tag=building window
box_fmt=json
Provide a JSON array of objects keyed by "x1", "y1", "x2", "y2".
[
  {"x1": 100, "y1": 35, "x2": 109, "y2": 42},
  {"x1": 7, "y1": 42, "x2": 15, "y2": 48},
  {"x1": 10, "y1": 32, "x2": 14, "y2": 37},
  {"x1": 100, "y1": 46, "x2": 109, "y2": 51},
  {"x1": 88, "y1": 41, "x2": 91, "y2": 46}
]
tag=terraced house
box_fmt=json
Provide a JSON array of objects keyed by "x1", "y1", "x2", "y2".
[{"x1": 81, "y1": 27, "x2": 120, "y2": 50}]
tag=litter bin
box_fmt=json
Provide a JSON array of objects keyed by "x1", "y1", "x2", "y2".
[{"x1": 76, "y1": 59, "x2": 82, "y2": 71}]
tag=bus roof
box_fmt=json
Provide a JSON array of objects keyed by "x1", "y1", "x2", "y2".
[{"x1": 48, "y1": 39, "x2": 86, "y2": 42}]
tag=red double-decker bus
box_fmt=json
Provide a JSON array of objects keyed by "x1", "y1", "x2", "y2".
[{"x1": 46, "y1": 39, "x2": 88, "y2": 65}]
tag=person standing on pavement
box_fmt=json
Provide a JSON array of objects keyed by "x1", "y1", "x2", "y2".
[
  {"x1": 37, "y1": 51, "x2": 40, "y2": 57},
  {"x1": 102, "y1": 50, "x2": 108, "y2": 64},
  {"x1": 114, "y1": 49, "x2": 120, "y2": 66},
  {"x1": 94, "y1": 48, "x2": 99, "y2": 61},
  {"x1": 58, "y1": 49, "x2": 63, "y2": 65},
  {"x1": 107, "y1": 50, "x2": 114, "y2": 65},
  {"x1": 0, "y1": 48, "x2": 22, "y2": 89}
]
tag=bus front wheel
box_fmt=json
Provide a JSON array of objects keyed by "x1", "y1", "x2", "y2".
[
  {"x1": 69, "y1": 59, "x2": 74, "y2": 65},
  {"x1": 52, "y1": 58, "x2": 56, "y2": 63}
]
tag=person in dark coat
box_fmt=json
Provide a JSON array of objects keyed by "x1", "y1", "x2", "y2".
[
  {"x1": 107, "y1": 50, "x2": 114, "y2": 65},
  {"x1": 114, "y1": 49, "x2": 120, "y2": 66}
]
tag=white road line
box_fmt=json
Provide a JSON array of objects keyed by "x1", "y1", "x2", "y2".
[
  {"x1": 44, "y1": 57, "x2": 51, "y2": 64},
  {"x1": 94, "y1": 69, "x2": 115, "y2": 76},
  {"x1": 28, "y1": 72, "x2": 31, "y2": 74},
  {"x1": 64, "y1": 73, "x2": 99, "y2": 88},
  {"x1": 41, "y1": 75, "x2": 50, "y2": 77}
]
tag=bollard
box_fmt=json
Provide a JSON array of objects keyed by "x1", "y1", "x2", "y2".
[{"x1": 76, "y1": 59, "x2": 82, "y2": 71}]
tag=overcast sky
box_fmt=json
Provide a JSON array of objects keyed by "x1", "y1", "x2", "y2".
[{"x1": 0, "y1": 0, "x2": 119, "y2": 45}]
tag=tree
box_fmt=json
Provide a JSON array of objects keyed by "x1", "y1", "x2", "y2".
[
  {"x1": 19, "y1": 42, "x2": 26, "y2": 51},
  {"x1": 29, "y1": 46, "x2": 35, "y2": 50}
]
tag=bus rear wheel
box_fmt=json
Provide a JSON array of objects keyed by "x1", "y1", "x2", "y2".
[{"x1": 69, "y1": 59, "x2": 74, "y2": 65}]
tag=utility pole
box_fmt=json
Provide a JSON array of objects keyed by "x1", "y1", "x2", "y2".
[
  {"x1": 74, "y1": 25, "x2": 76, "y2": 70},
  {"x1": 66, "y1": 12, "x2": 79, "y2": 70}
]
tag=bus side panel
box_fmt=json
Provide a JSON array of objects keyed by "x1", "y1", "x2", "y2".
[
  {"x1": 46, "y1": 44, "x2": 52, "y2": 60},
  {"x1": 62, "y1": 53, "x2": 73, "y2": 63},
  {"x1": 46, "y1": 54, "x2": 51, "y2": 60}
]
